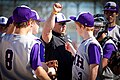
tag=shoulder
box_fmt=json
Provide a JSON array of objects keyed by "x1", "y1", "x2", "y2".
[
  {"x1": 114, "y1": 25, "x2": 120, "y2": 31},
  {"x1": 104, "y1": 39, "x2": 117, "y2": 49},
  {"x1": 116, "y1": 25, "x2": 120, "y2": 28},
  {"x1": 88, "y1": 37, "x2": 101, "y2": 47}
]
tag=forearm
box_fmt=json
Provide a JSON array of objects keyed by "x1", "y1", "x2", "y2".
[
  {"x1": 89, "y1": 64, "x2": 99, "y2": 80},
  {"x1": 35, "y1": 66, "x2": 51, "y2": 80},
  {"x1": 42, "y1": 3, "x2": 62, "y2": 43},
  {"x1": 102, "y1": 58, "x2": 108, "y2": 68},
  {"x1": 42, "y1": 12, "x2": 56, "y2": 43}
]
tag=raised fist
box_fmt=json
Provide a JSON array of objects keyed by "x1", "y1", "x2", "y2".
[{"x1": 53, "y1": 3, "x2": 62, "y2": 13}]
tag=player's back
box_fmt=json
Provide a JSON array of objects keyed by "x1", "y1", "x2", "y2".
[{"x1": 0, "y1": 34, "x2": 38, "y2": 80}]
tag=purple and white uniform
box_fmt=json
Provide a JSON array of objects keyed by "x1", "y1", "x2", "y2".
[
  {"x1": 72, "y1": 37, "x2": 102, "y2": 80},
  {"x1": 108, "y1": 25, "x2": 120, "y2": 41},
  {"x1": 0, "y1": 34, "x2": 41, "y2": 80},
  {"x1": 103, "y1": 39, "x2": 117, "y2": 59},
  {"x1": 27, "y1": 33, "x2": 45, "y2": 62}
]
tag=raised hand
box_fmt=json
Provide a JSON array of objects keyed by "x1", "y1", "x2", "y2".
[{"x1": 53, "y1": 3, "x2": 62, "y2": 13}]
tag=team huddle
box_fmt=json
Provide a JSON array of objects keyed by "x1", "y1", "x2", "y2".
[{"x1": 0, "y1": 1, "x2": 120, "y2": 80}]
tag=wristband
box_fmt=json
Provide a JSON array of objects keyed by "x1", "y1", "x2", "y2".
[{"x1": 52, "y1": 11, "x2": 58, "y2": 15}]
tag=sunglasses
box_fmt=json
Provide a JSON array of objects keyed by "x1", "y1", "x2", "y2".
[
  {"x1": 58, "y1": 22, "x2": 66, "y2": 26},
  {"x1": 104, "y1": 6, "x2": 116, "y2": 9}
]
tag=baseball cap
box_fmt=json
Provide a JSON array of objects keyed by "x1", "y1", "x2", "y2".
[
  {"x1": 0, "y1": 16, "x2": 8, "y2": 25},
  {"x1": 13, "y1": 6, "x2": 36, "y2": 23},
  {"x1": 31, "y1": 10, "x2": 45, "y2": 22},
  {"x1": 70, "y1": 12, "x2": 94, "y2": 27},
  {"x1": 55, "y1": 13, "x2": 71, "y2": 23},
  {"x1": 20, "y1": 5, "x2": 45, "y2": 22},
  {"x1": 103, "y1": 1, "x2": 119, "y2": 12},
  {"x1": 6, "y1": 16, "x2": 13, "y2": 27}
]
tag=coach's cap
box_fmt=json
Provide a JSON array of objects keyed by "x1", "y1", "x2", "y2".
[
  {"x1": 31, "y1": 10, "x2": 45, "y2": 22},
  {"x1": 103, "y1": 1, "x2": 119, "y2": 12},
  {"x1": 70, "y1": 12, "x2": 94, "y2": 27},
  {"x1": 13, "y1": 6, "x2": 36, "y2": 23},
  {"x1": 55, "y1": 13, "x2": 71, "y2": 23},
  {"x1": 0, "y1": 16, "x2": 8, "y2": 25},
  {"x1": 6, "y1": 16, "x2": 13, "y2": 27}
]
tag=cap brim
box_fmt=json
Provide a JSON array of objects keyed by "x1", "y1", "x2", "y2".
[
  {"x1": 70, "y1": 16, "x2": 77, "y2": 21},
  {"x1": 103, "y1": 9, "x2": 118, "y2": 12},
  {"x1": 37, "y1": 18, "x2": 45, "y2": 22},
  {"x1": 57, "y1": 20, "x2": 71, "y2": 23}
]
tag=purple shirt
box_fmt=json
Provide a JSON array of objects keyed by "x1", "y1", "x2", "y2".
[
  {"x1": 88, "y1": 43, "x2": 101, "y2": 64},
  {"x1": 103, "y1": 43, "x2": 116, "y2": 59},
  {"x1": 30, "y1": 43, "x2": 42, "y2": 70}
]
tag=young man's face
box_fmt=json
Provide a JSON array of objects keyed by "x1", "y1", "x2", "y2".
[
  {"x1": 75, "y1": 22, "x2": 84, "y2": 36},
  {"x1": 104, "y1": 11, "x2": 118, "y2": 23},
  {"x1": 32, "y1": 20, "x2": 40, "y2": 35}
]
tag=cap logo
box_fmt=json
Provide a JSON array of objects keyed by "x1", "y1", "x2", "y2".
[
  {"x1": 2, "y1": 18, "x2": 5, "y2": 22},
  {"x1": 85, "y1": 23, "x2": 87, "y2": 26}
]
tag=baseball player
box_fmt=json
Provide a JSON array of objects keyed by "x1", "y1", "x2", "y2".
[
  {"x1": 97, "y1": 30, "x2": 119, "y2": 79},
  {"x1": 103, "y1": 1, "x2": 120, "y2": 41},
  {"x1": 66, "y1": 12, "x2": 103, "y2": 80},
  {"x1": 28, "y1": 10, "x2": 58, "y2": 76},
  {"x1": 0, "y1": 6, "x2": 51, "y2": 80}
]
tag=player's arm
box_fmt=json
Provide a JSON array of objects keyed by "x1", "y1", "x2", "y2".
[
  {"x1": 88, "y1": 43, "x2": 101, "y2": 80},
  {"x1": 35, "y1": 66, "x2": 51, "y2": 80},
  {"x1": 42, "y1": 3, "x2": 62, "y2": 43},
  {"x1": 30, "y1": 43, "x2": 51, "y2": 80},
  {"x1": 102, "y1": 43, "x2": 116, "y2": 68},
  {"x1": 89, "y1": 64, "x2": 99, "y2": 80}
]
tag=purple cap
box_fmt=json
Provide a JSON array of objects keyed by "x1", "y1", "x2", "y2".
[
  {"x1": 55, "y1": 13, "x2": 71, "y2": 23},
  {"x1": 13, "y1": 6, "x2": 36, "y2": 23},
  {"x1": 19, "y1": 5, "x2": 45, "y2": 22},
  {"x1": 6, "y1": 16, "x2": 13, "y2": 27},
  {"x1": 103, "y1": 1, "x2": 119, "y2": 12},
  {"x1": 70, "y1": 12, "x2": 94, "y2": 27},
  {"x1": 31, "y1": 10, "x2": 45, "y2": 22}
]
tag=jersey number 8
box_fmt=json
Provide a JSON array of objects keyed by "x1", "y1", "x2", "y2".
[{"x1": 5, "y1": 49, "x2": 13, "y2": 70}]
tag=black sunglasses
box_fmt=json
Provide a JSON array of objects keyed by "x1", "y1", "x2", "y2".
[
  {"x1": 104, "y1": 6, "x2": 116, "y2": 9},
  {"x1": 58, "y1": 22, "x2": 66, "y2": 26}
]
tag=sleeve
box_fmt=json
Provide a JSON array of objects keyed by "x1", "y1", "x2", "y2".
[
  {"x1": 88, "y1": 43, "x2": 101, "y2": 64},
  {"x1": 40, "y1": 35, "x2": 54, "y2": 47},
  {"x1": 103, "y1": 43, "x2": 116, "y2": 59},
  {"x1": 30, "y1": 43, "x2": 42, "y2": 70}
]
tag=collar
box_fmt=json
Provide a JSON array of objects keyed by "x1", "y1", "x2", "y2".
[{"x1": 52, "y1": 31, "x2": 64, "y2": 37}]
